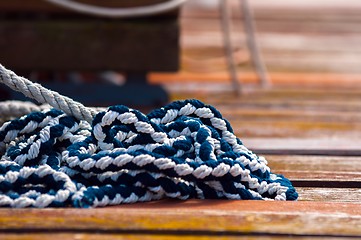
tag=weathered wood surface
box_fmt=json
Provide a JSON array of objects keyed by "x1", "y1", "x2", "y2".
[
  {"x1": 267, "y1": 155, "x2": 361, "y2": 180},
  {"x1": 0, "y1": 235, "x2": 284, "y2": 240},
  {"x1": 298, "y1": 188, "x2": 361, "y2": 203},
  {"x1": 0, "y1": 235, "x2": 301, "y2": 240},
  {"x1": 0, "y1": 235, "x2": 354, "y2": 240},
  {"x1": 161, "y1": 88, "x2": 361, "y2": 145},
  {"x1": 179, "y1": 0, "x2": 361, "y2": 75},
  {"x1": 151, "y1": 72, "x2": 361, "y2": 88},
  {"x1": 0, "y1": 120, "x2": 360, "y2": 238},
  {"x1": 2, "y1": 86, "x2": 361, "y2": 238},
  {"x1": 1, "y1": 201, "x2": 361, "y2": 238},
  {"x1": 266, "y1": 155, "x2": 361, "y2": 189},
  {"x1": 1, "y1": 1, "x2": 361, "y2": 239}
]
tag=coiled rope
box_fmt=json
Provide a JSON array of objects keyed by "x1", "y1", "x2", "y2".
[{"x1": 0, "y1": 64, "x2": 297, "y2": 207}]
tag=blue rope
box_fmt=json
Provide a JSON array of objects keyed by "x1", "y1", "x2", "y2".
[{"x1": 0, "y1": 99, "x2": 298, "y2": 207}]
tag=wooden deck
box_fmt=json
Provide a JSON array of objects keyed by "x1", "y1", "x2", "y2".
[
  {"x1": 180, "y1": 0, "x2": 361, "y2": 75},
  {"x1": 150, "y1": 0, "x2": 361, "y2": 89},
  {"x1": 1, "y1": 86, "x2": 361, "y2": 239},
  {"x1": 2, "y1": 0, "x2": 361, "y2": 239}
]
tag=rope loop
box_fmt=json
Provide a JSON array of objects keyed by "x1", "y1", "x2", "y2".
[{"x1": 0, "y1": 99, "x2": 297, "y2": 207}]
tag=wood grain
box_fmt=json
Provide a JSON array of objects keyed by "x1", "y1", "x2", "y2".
[
  {"x1": 0, "y1": 201, "x2": 361, "y2": 237},
  {"x1": 0, "y1": 233, "x2": 330, "y2": 240},
  {"x1": 166, "y1": 88, "x2": 361, "y2": 139},
  {"x1": 180, "y1": 0, "x2": 361, "y2": 75},
  {"x1": 151, "y1": 72, "x2": 361, "y2": 89},
  {"x1": 297, "y1": 188, "x2": 361, "y2": 203},
  {"x1": 1, "y1": 2, "x2": 361, "y2": 238},
  {"x1": 266, "y1": 155, "x2": 361, "y2": 183},
  {"x1": 249, "y1": 140, "x2": 361, "y2": 157}
]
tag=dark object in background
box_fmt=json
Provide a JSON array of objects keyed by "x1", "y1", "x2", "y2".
[
  {"x1": 0, "y1": 86, "x2": 10, "y2": 101},
  {"x1": 0, "y1": 0, "x2": 180, "y2": 108}
]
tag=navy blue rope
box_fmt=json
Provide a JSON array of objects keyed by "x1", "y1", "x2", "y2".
[{"x1": 0, "y1": 99, "x2": 298, "y2": 208}]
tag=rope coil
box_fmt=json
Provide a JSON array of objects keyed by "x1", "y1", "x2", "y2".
[{"x1": 0, "y1": 65, "x2": 297, "y2": 207}]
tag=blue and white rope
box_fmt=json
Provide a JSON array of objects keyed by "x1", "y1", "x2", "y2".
[{"x1": 0, "y1": 99, "x2": 298, "y2": 208}]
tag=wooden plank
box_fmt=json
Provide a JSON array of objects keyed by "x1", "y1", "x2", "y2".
[
  {"x1": 254, "y1": 148, "x2": 361, "y2": 157},
  {"x1": 217, "y1": 109, "x2": 361, "y2": 123},
  {"x1": 181, "y1": 17, "x2": 361, "y2": 36},
  {"x1": 206, "y1": 88, "x2": 361, "y2": 104},
  {"x1": 1, "y1": 201, "x2": 361, "y2": 237},
  {"x1": 180, "y1": 19, "x2": 361, "y2": 73},
  {"x1": 265, "y1": 155, "x2": 361, "y2": 188},
  {"x1": 231, "y1": 121, "x2": 361, "y2": 138},
  {"x1": 267, "y1": 155, "x2": 361, "y2": 174},
  {"x1": 0, "y1": 233, "x2": 333, "y2": 240},
  {"x1": 152, "y1": 72, "x2": 361, "y2": 89},
  {"x1": 179, "y1": 0, "x2": 361, "y2": 75},
  {"x1": 172, "y1": 88, "x2": 361, "y2": 138},
  {"x1": 298, "y1": 188, "x2": 361, "y2": 203},
  {"x1": 218, "y1": 100, "x2": 361, "y2": 113},
  {"x1": 245, "y1": 138, "x2": 361, "y2": 152},
  {"x1": 181, "y1": 32, "x2": 361, "y2": 64},
  {"x1": 0, "y1": 19, "x2": 179, "y2": 71},
  {"x1": 184, "y1": 0, "x2": 361, "y2": 21},
  {"x1": 169, "y1": 88, "x2": 361, "y2": 114},
  {"x1": 262, "y1": 52, "x2": 361, "y2": 74}
]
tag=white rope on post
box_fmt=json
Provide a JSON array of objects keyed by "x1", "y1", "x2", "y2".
[
  {"x1": 0, "y1": 64, "x2": 97, "y2": 123},
  {"x1": 44, "y1": 0, "x2": 188, "y2": 18}
]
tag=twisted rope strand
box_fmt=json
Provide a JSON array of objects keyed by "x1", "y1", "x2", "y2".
[
  {"x1": 0, "y1": 101, "x2": 50, "y2": 119},
  {"x1": 0, "y1": 64, "x2": 97, "y2": 123},
  {"x1": 0, "y1": 100, "x2": 297, "y2": 207},
  {"x1": 0, "y1": 65, "x2": 298, "y2": 208}
]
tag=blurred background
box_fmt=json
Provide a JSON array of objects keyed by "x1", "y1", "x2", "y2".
[
  {"x1": 155, "y1": 0, "x2": 361, "y2": 89},
  {"x1": 1, "y1": 0, "x2": 361, "y2": 152}
]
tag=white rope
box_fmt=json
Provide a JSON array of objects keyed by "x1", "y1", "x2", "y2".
[
  {"x1": 44, "y1": 0, "x2": 188, "y2": 18},
  {"x1": 0, "y1": 99, "x2": 298, "y2": 207},
  {"x1": 0, "y1": 64, "x2": 97, "y2": 123},
  {"x1": 0, "y1": 65, "x2": 298, "y2": 207},
  {"x1": 0, "y1": 101, "x2": 106, "y2": 120},
  {"x1": 0, "y1": 101, "x2": 50, "y2": 119}
]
